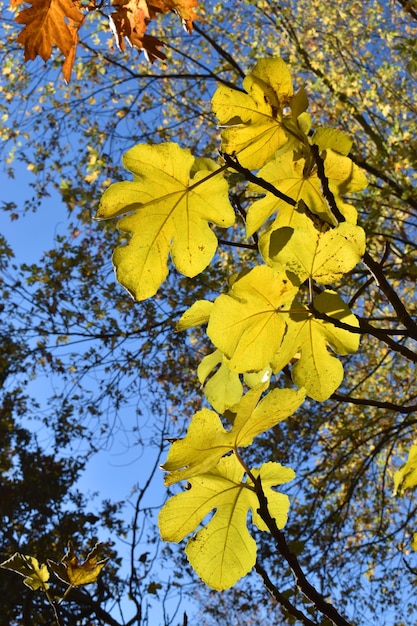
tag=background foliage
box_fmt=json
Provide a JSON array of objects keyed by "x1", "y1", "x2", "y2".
[{"x1": 1, "y1": 0, "x2": 416, "y2": 624}]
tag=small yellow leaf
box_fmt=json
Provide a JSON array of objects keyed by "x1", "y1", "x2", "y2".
[
  {"x1": 48, "y1": 542, "x2": 108, "y2": 587},
  {"x1": 177, "y1": 299, "x2": 213, "y2": 331},
  {"x1": 272, "y1": 291, "x2": 360, "y2": 401},
  {"x1": 262, "y1": 218, "x2": 366, "y2": 284},
  {"x1": 197, "y1": 349, "x2": 243, "y2": 413},
  {"x1": 0, "y1": 553, "x2": 50, "y2": 591},
  {"x1": 393, "y1": 444, "x2": 417, "y2": 496},
  {"x1": 161, "y1": 385, "x2": 304, "y2": 485},
  {"x1": 246, "y1": 148, "x2": 367, "y2": 236}
]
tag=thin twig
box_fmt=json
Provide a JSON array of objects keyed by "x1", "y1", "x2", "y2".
[{"x1": 255, "y1": 561, "x2": 319, "y2": 626}]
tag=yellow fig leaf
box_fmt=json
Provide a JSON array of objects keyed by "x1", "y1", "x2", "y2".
[
  {"x1": 246, "y1": 148, "x2": 367, "y2": 236},
  {"x1": 393, "y1": 444, "x2": 417, "y2": 496},
  {"x1": 0, "y1": 553, "x2": 50, "y2": 591},
  {"x1": 197, "y1": 349, "x2": 243, "y2": 413},
  {"x1": 177, "y1": 299, "x2": 214, "y2": 331},
  {"x1": 48, "y1": 541, "x2": 108, "y2": 587},
  {"x1": 207, "y1": 265, "x2": 299, "y2": 373},
  {"x1": 161, "y1": 385, "x2": 304, "y2": 485},
  {"x1": 272, "y1": 291, "x2": 360, "y2": 401},
  {"x1": 262, "y1": 219, "x2": 366, "y2": 284},
  {"x1": 312, "y1": 127, "x2": 353, "y2": 156},
  {"x1": 96, "y1": 143, "x2": 235, "y2": 301},
  {"x1": 212, "y1": 58, "x2": 293, "y2": 170},
  {"x1": 159, "y1": 454, "x2": 294, "y2": 590}
]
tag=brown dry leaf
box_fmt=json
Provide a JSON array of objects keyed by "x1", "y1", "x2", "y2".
[
  {"x1": 48, "y1": 541, "x2": 109, "y2": 587},
  {"x1": 110, "y1": 0, "x2": 166, "y2": 61},
  {"x1": 15, "y1": 0, "x2": 84, "y2": 63}
]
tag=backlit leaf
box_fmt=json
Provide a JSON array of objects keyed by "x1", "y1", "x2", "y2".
[
  {"x1": 0, "y1": 553, "x2": 50, "y2": 591},
  {"x1": 109, "y1": 0, "x2": 166, "y2": 62},
  {"x1": 212, "y1": 58, "x2": 293, "y2": 169},
  {"x1": 207, "y1": 265, "x2": 299, "y2": 372},
  {"x1": 96, "y1": 143, "x2": 235, "y2": 300},
  {"x1": 177, "y1": 299, "x2": 213, "y2": 331},
  {"x1": 161, "y1": 385, "x2": 304, "y2": 485},
  {"x1": 197, "y1": 349, "x2": 243, "y2": 413},
  {"x1": 15, "y1": 0, "x2": 84, "y2": 64},
  {"x1": 48, "y1": 541, "x2": 108, "y2": 587},
  {"x1": 393, "y1": 444, "x2": 417, "y2": 496},
  {"x1": 262, "y1": 218, "x2": 366, "y2": 284},
  {"x1": 159, "y1": 454, "x2": 294, "y2": 590},
  {"x1": 272, "y1": 291, "x2": 360, "y2": 401},
  {"x1": 246, "y1": 148, "x2": 367, "y2": 235}
]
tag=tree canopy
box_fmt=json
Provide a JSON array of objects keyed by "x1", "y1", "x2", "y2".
[{"x1": 1, "y1": 0, "x2": 417, "y2": 624}]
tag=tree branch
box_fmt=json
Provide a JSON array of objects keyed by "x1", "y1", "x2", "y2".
[
  {"x1": 221, "y1": 152, "x2": 297, "y2": 207},
  {"x1": 311, "y1": 143, "x2": 417, "y2": 343},
  {"x1": 255, "y1": 561, "x2": 319, "y2": 626},
  {"x1": 330, "y1": 392, "x2": 417, "y2": 414},
  {"x1": 254, "y1": 478, "x2": 353, "y2": 626}
]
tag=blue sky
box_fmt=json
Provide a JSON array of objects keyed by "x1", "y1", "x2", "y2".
[{"x1": 1, "y1": 162, "x2": 193, "y2": 623}]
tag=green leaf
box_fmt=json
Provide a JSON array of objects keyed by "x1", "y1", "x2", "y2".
[
  {"x1": 272, "y1": 291, "x2": 360, "y2": 401},
  {"x1": 96, "y1": 143, "x2": 235, "y2": 300},
  {"x1": 262, "y1": 218, "x2": 366, "y2": 284},
  {"x1": 393, "y1": 444, "x2": 417, "y2": 496},
  {"x1": 0, "y1": 553, "x2": 50, "y2": 591},
  {"x1": 161, "y1": 385, "x2": 304, "y2": 485},
  {"x1": 212, "y1": 58, "x2": 293, "y2": 169},
  {"x1": 207, "y1": 265, "x2": 299, "y2": 372},
  {"x1": 159, "y1": 454, "x2": 294, "y2": 590}
]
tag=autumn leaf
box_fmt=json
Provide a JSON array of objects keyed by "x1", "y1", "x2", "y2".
[
  {"x1": 96, "y1": 143, "x2": 235, "y2": 301},
  {"x1": 207, "y1": 265, "x2": 299, "y2": 372},
  {"x1": 197, "y1": 349, "x2": 243, "y2": 413},
  {"x1": 212, "y1": 58, "x2": 294, "y2": 170},
  {"x1": 159, "y1": 454, "x2": 294, "y2": 590},
  {"x1": 161, "y1": 384, "x2": 305, "y2": 485},
  {"x1": 272, "y1": 291, "x2": 360, "y2": 401},
  {"x1": 177, "y1": 299, "x2": 214, "y2": 330},
  {"x1": 109, "y1": 0, "x2": 166, "y2": 62},
  {"x1": 0, "y1": 553, "x2": 50, "y2": 591},
  {"x1": 15, "y1": 0, "x2": 84, "y2": 66},
  {"x1": 246, "y1": 148, "x2": 367, "y2": 236},
  {"x1": 393, "y1": 444, "x2": 417, "y2": 496},
  {"x1": 261, "y1": 218, "x2": 366, "y2": 284},
  {"x1": 149, "y1": 0, "x2": 199, "y2": 32},
  {"x1": 48, "y1": 541, "x2": 108, "y2": 587},
  {"x1": 61, "y1": 18, "x2": 82, "y2": 83}
]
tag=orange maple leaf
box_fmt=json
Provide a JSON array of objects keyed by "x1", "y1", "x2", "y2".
[
  {"x1": 15, "y1": 0, "x2": 84, "y2": 63},
  {"x1": 148, "y1": 0, "x2": 198, "y2": 32},
  {"x1": 154, "y1": 0, "x2": 198, "y2": 33},
  {"x1": 61, "y1": 19, "x2": 82, "y2": 82},
  {"x1": 110, "y1": 0, "x2": 166, "y2": 62}
]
